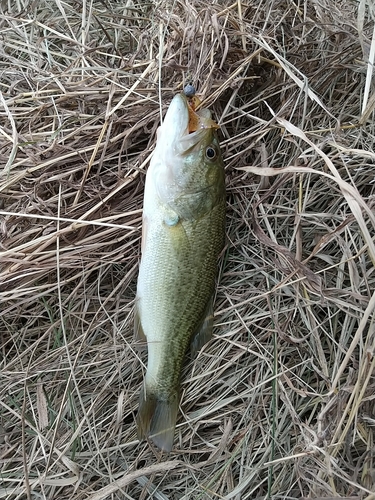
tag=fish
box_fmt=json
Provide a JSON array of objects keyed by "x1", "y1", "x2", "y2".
[{"x1": 135, "y1": 91, "x2": 226, "y2": 451}]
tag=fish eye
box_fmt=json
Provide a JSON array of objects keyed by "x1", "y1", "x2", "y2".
[{"x1": 205, "y1": 146, "x2": 217, "y2": 160}]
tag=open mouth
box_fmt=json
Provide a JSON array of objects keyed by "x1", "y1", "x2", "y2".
[
  {"x1": 186, "y1": 95, "x2": 220, "y2": 134},
  {"x1": 173, "y1": 94, "x2": 220, "y2": 154},
  {"x1": 156, "y1": 93, "x2": 220, "y2": 157}
]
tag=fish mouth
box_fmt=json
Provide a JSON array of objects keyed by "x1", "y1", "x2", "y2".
[{"x1": 158, "y1": 93, "x2": 219, "y2": 156}]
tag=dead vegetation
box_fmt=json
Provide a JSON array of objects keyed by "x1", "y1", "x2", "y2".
[{"x1": 1, "y1": 0, "x2": 375, "y2": 498}]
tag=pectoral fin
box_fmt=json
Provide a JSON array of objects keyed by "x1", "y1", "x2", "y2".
[
  {"x1": 134, "y1": 302, "x2": 147, "y2": 346},
  {"x1": 190, "y1": 297, "x2": 214, "y2": 356}
]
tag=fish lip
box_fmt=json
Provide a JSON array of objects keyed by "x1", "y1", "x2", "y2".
[
  {"x1": 160, "y1": 93, "x2": 190, "y2": 143},
  {"x1": 177, "y1": 127, "x2": 212, "y2": 154},
  {"x1": 153, "y1": 94, "x2": 189, "y2": 159}
]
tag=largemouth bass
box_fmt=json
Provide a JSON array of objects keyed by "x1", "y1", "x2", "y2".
[{"x1": 135, "y1": 92, "x2": 225, "y2": 451}]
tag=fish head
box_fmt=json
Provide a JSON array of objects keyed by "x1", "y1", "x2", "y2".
[{"x1": 150, "y1": 93, "x2": 225, "y2": 219}]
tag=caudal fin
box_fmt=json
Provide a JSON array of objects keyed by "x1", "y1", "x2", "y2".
[{"x1": 136, "y1": 386, "x2": 179, "y2": 452}]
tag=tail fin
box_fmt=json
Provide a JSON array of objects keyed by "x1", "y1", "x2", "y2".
[{"x1": 136, "y1": 386, "x2": 179, "y2": 452}]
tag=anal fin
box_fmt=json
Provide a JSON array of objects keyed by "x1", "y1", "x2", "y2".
[{"x1": 190, "y1": 297, "x2": 214, "y2": 356}]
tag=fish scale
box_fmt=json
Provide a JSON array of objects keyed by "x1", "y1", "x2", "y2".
[{"x1": 135, "y1": 92, "x2": 225, "y2": 451}]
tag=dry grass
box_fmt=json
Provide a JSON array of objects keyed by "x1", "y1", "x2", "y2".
[{"x1": 1, "y1": 0, "x2": 375, "y2": 498}]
